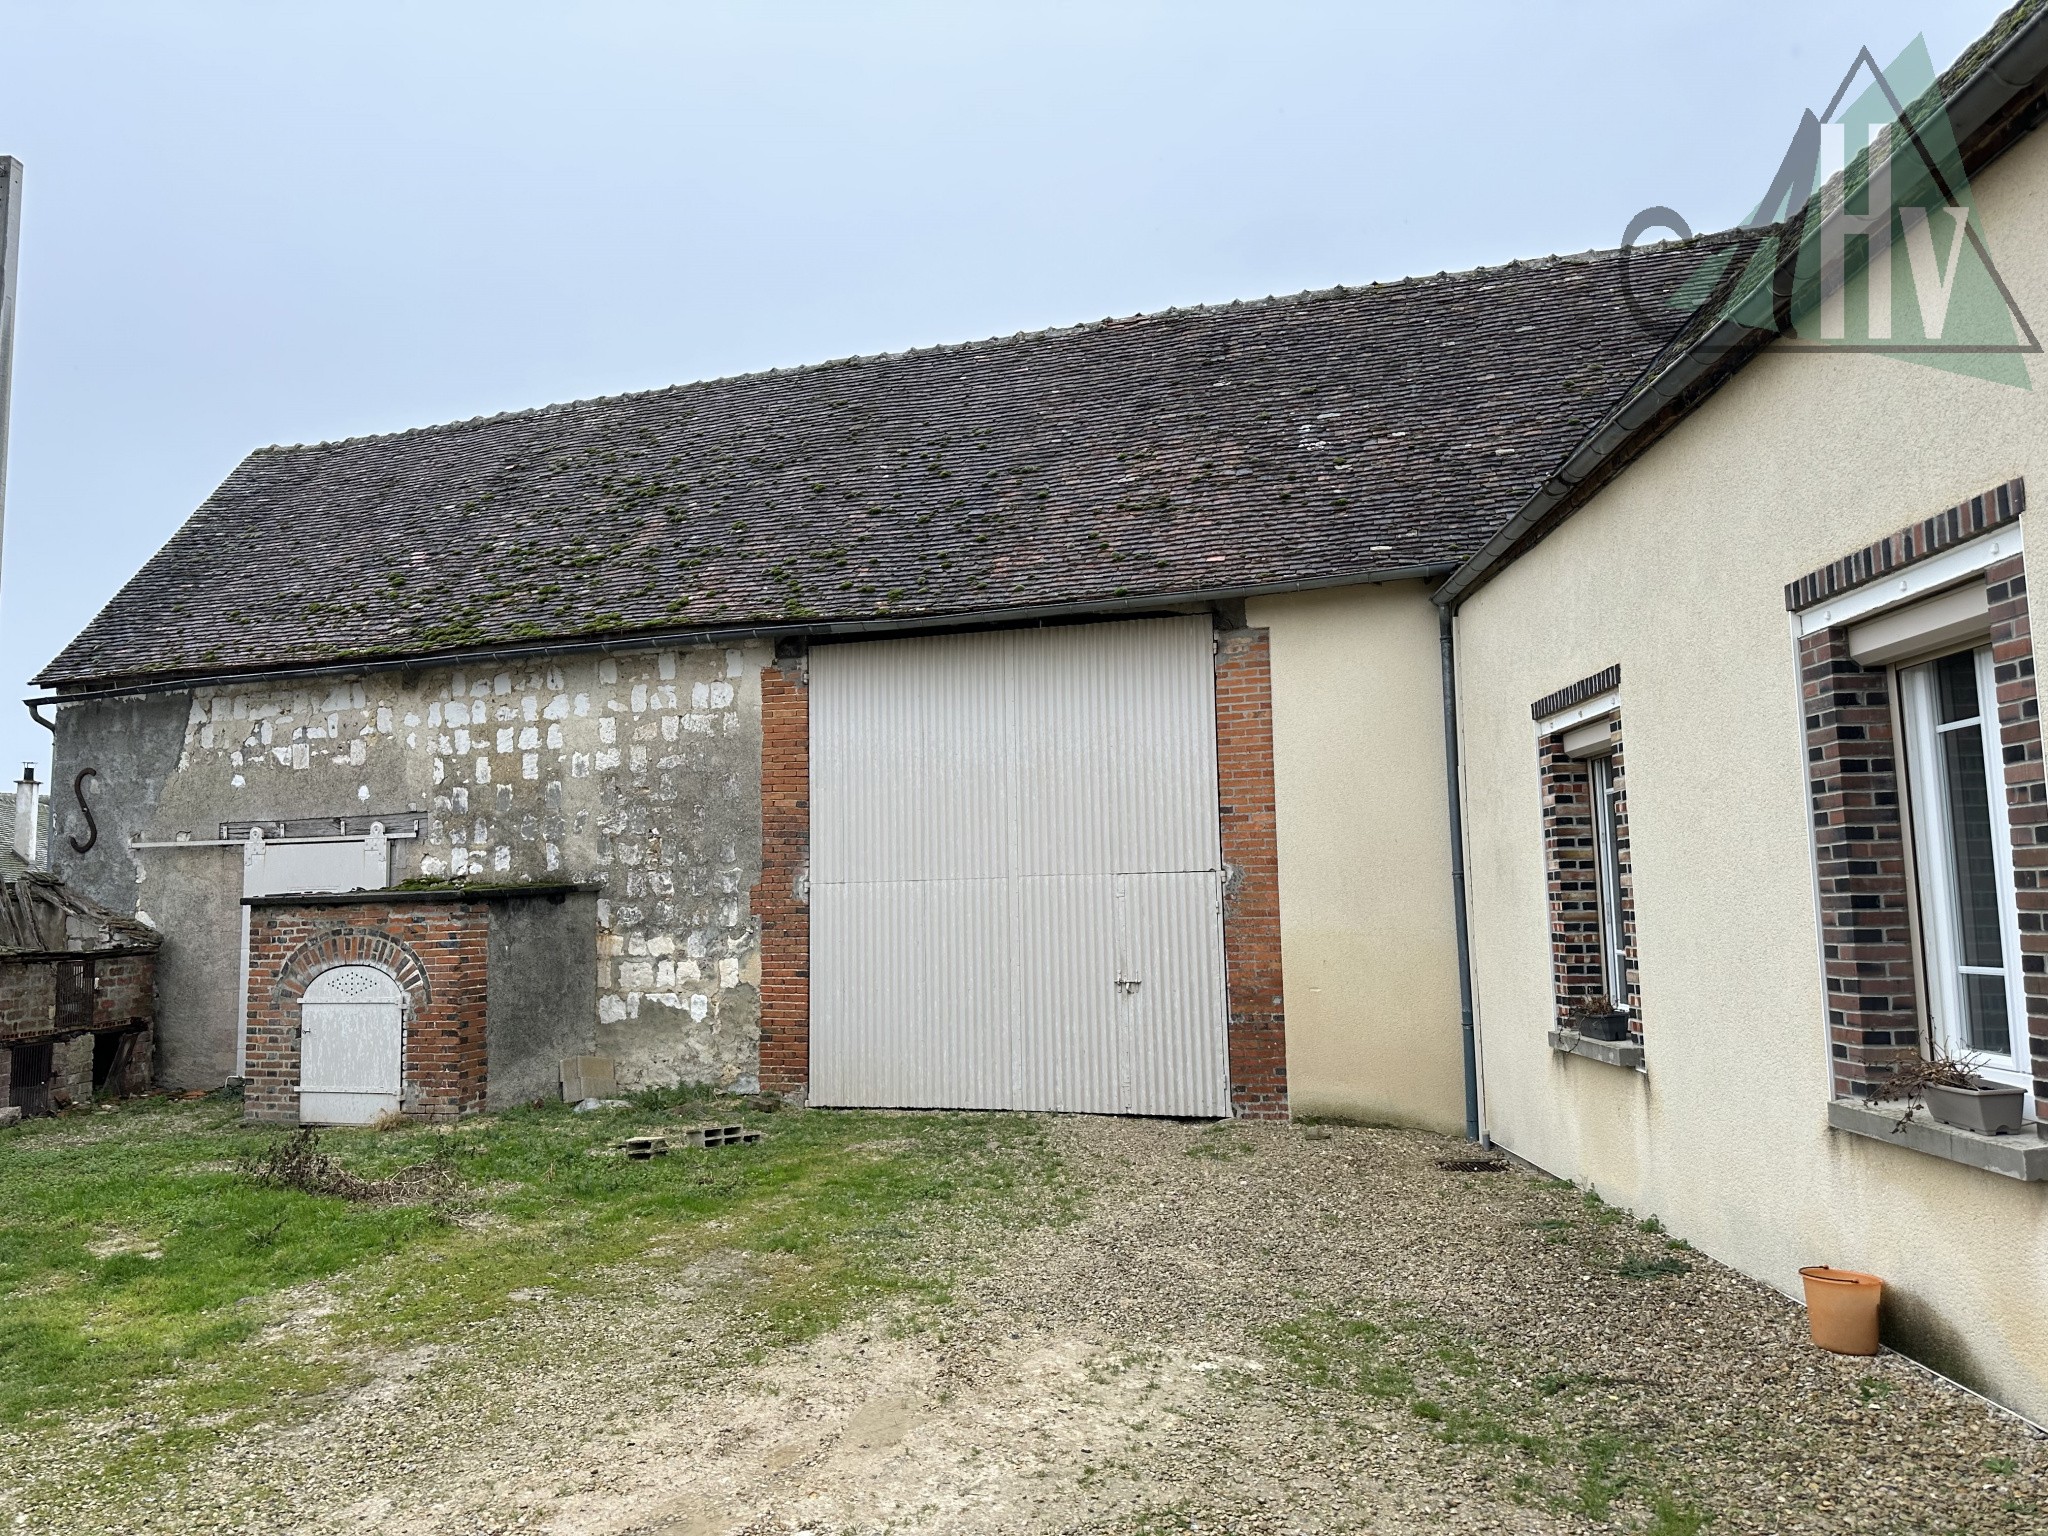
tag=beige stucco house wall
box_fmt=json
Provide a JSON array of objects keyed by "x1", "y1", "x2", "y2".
[
  {"x1": 1453, "y1": 128, "x2": 2048, "y2": 1421},
  {"x1": 1251, "y1": 581, "x2": 1466, "y2": 1132}
]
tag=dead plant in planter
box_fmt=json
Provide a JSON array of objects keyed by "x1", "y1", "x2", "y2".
[
  {"x1": 1869, "y1": 1048, "x2": 2027, "y2": 1135},
  {"x1": 1871, "y1": 1048, "x2": 1981, "y2": 1102}
]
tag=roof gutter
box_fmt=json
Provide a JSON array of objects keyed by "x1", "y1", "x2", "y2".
[
  {"x1": 26, "y1": 560, "x2": 1459, "y2": 711},
  {"x1": 1432, "y1": 3, "x2": 2048, "y2": 612}
]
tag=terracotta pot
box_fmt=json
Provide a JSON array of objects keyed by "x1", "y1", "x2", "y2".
[{"x1": 1799, "y1": 1266, "x2": 1883, "y2": 1355}]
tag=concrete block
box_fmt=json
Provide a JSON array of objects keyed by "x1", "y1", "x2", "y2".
[
  {"x1": 1827, "y1": 1097, "x2": 2048, "y2": 1181},
  {"x1": 0, "y1": 1105, "x2": 20, "y2": 1128},
  {"x1": 678, "y1": 1123, "x2": 763, "y2": 1149}
]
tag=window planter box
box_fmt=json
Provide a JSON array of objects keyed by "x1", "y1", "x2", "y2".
[
  {"x1": 1920, "y1": 1079, "x2": 2028, "y2": 1136},
  {"x1": 1567, "y1": 1011, "x2": 1630, "y2": 1042}
]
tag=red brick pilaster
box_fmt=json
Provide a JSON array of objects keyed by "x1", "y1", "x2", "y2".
[
  {"x1": 1216, "y1": 629, "x2": 1287, "y2": 1119},
  {"x1": 757, "y1": 652, "x2": 811, "y2": 1098},
  {"x1": 1799, "y1": 627, "x2": 1920, "y2": 1097},
  {"x1": 1537, "y1": 710, "x2": 1639, "y2": 1040}
]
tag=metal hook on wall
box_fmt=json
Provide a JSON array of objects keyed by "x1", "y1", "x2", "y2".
[{"x1": 68, "y1": 767, "x2": 98, "y2": 854}]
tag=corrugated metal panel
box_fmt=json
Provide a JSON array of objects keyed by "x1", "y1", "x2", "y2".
[
  {"x1": 1007, "y1": 875, "x2": 1117, "y2": 1112},
  {"x1": 809, "y1": 616, "x2": 1229, "y2": 1115},
  {"x1": 1115, "y1": 872, "x2": 1231, "y2": 1117},
  {"x1": 811, "y1": 878, "x2": 1017, "y2": 1109}
]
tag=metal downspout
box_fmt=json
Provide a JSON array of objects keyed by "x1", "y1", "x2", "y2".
[{"x1": 1438, "y1": 603, "x2": 1480, "y2": 1141}]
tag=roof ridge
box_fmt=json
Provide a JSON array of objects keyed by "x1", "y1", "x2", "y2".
[{"x1": 254, "y1": 231, "x2": 1742, "y2": 459}]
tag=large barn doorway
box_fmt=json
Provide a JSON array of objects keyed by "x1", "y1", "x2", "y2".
[{"x1": 808, "y1": 615, "x2": 1230, "y2": 1116}]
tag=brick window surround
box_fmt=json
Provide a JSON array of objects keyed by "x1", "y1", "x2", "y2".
[
  {"x1": 244, "y1": 899, "x2": 489, "y2": 1124},
  {"x1": 1791, "y1": 478, "x2": 2048, "y2": 1103},
  {"x1": 754, "y1": 622, "x2": 1289, "y2": 1119},
  {"x1": 1534, "y1": 676, "x2": 1640, "y2": 1040}
]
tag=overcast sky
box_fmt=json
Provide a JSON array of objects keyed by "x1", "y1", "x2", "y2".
[{"x1": 0, "y1": 0, "x2": 2009, "y2": 784}]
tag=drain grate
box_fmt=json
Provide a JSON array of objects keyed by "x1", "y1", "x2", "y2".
[{"x1": 1434, "y1": 1155, "x2": 1509, "y2": 1173}]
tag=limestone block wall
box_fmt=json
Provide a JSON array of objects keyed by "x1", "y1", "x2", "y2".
[{"x1": 54, "y1": 641, "x2": 772, "y2": 1092}]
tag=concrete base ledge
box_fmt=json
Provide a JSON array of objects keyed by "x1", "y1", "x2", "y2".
[
  {"x1": 1828, "y1": 1097, "x2": 2048, "y2": 1182},
  {"x1": 1547, "y1": 1029, "x2": 1645, "y2": 1071}
]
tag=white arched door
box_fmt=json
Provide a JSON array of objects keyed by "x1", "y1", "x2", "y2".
[{"x1": 299, "y1": 965, "x2": 404, "y2": 1125}]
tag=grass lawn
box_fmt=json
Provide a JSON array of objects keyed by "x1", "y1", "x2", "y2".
[{"x1": 0, "y1": 1089, "x2": 1061, "y2": 1511}]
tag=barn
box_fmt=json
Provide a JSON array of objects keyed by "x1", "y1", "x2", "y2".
[
  {"x1": 25, "y1": 0, "x2": 2048, "y2": 1433},
  {"x1": 30, "y1": 241, "x2": 1706, "y2": 1126}
]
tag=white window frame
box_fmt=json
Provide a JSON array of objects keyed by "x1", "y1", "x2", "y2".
[
  {"x1": 1538, "y1": 694, "x2": 1630, "y2": 1015},
  {"x1": 1897, "y1": 644, "x2": 2030, "y2": 1090},
  {"x1": 1588, "y1": 751, "x2": 1629, "y2": 1008}
]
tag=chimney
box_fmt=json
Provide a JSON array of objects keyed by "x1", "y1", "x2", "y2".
[{"x1": 14, "y1": 763, "x2": 37, "y2": 864}]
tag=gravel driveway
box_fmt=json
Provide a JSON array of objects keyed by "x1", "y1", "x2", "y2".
[{"x1": 41, "y1": 1116, "x2": 2048, "y2": 1535}]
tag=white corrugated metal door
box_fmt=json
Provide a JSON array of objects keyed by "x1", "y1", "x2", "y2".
[{"x1": 809, "y1": 615, "x2": 1229, "y2": 1115}]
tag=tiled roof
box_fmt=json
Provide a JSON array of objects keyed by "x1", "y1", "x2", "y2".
[
  {"x1": 39, "y1": 239, "x2": 1727, "y2": 688},
  {"x1": 1947, "y1": 0, "x2": 2045, "y2": 88}
]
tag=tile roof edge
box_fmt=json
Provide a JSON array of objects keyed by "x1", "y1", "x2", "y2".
[{"x1": 29, "y1": 561, "x2": 1462, "y2": 697}]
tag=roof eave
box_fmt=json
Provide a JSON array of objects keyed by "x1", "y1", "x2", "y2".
[
  {"x1": 1433, "y1": 2, "x2": 2048, "y2": 611},
  {"x1": 30, "y1": 561, "x2": 1461, "y2": 705}
]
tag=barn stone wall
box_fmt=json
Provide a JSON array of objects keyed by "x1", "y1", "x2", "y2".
[
  {"x1": 0, "y1": 952, "x2": 157, "y2": 1111},
  {"x1": 52, "y1": 642, "x2": 772, "y2": 1093}
]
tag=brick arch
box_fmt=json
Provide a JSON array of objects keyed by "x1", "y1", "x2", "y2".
[{"x1": 273, "y1": 926, "x2": 431, "y2": 1016}]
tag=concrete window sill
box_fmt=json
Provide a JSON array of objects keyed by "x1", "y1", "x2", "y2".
[
  {"x1": 1828, "y1": 1098, "x2": 2048, "y2": 1182},
  {"x1": 1547, "y1": 1029, "x2": 1645, "y2": 1071}
]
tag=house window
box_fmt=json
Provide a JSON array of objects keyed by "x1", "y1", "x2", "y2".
[
  {"x1": 1533, "y1": 665, "x2": 1639, "y2": 1042},
  {"x1": 1898, "y1": 645, "x2": 2028, "y2": 1084},
  {"x1": 1590, "y1": 752, "x2": 1628, "y2": 1000},
  {"x1": 1788, "y1": 477, "x2": 2046, "y2": 1109}
]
